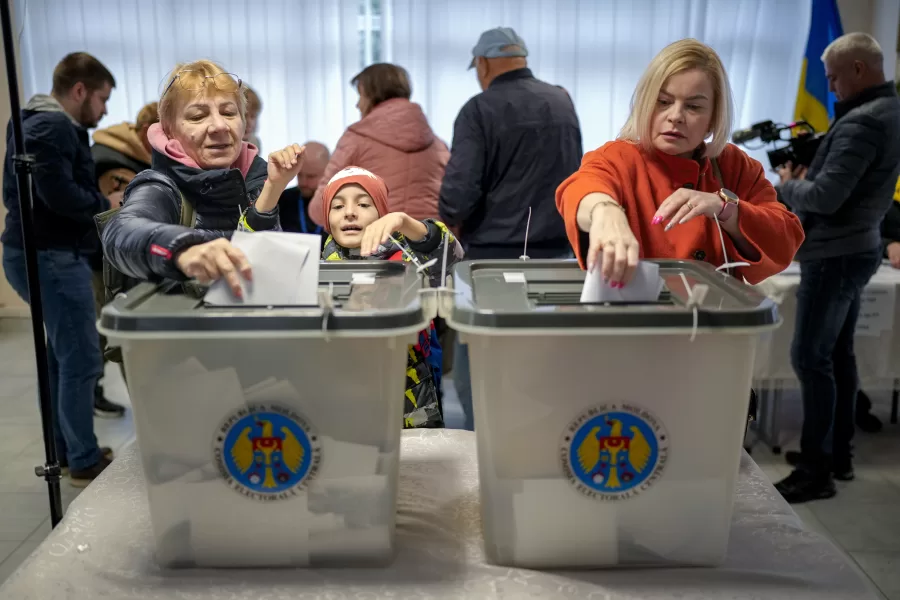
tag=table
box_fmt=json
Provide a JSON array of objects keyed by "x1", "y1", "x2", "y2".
[
  {"x1": 752, "y1": 263, "x2": 900, "y2": 451},
  {"x1": 0, "y1": 430, "x2": 877, "y2": 599}
]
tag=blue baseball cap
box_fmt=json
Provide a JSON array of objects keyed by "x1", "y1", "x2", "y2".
[{"x1": 468, "y1": 27, "x2": 528, "y2": 69}]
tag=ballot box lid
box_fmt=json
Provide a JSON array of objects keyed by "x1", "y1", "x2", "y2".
[
  {"x1": 100, "y1": 261, "x2": 427, "y2": 335},
  {"x1": 447, "y1": 259, "x2": 780, "y2": 332}
]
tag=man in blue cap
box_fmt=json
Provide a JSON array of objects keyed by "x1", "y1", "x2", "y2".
[{"x1": 439, "y1": 27, "x2": 582, "y2": 431}]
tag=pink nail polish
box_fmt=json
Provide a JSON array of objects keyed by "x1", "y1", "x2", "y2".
[{"x1": 651, "y1": 216, "x2": 662, "y2": 225}]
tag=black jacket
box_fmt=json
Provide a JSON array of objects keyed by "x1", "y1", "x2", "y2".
[
  {"x1": 438, "y1": 69, "x2": 582, "y2": 254},
  {"x1": 2, "y1": 94, "x2": 109, "y2": 253},
  {"x1": 780, "y1": 82, "x2": 900, "y2": 261},
  {"x1": 102, "y1": 150, "x2": 278, "y2": 281}
]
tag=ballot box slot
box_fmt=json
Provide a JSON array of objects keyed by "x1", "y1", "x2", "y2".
[{"x1": 525, "y1": 287, "x2": 677, "y2": 307}]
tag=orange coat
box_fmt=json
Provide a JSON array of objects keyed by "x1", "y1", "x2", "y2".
[{"x1": 555, "y1": 141, "x2": 804, "y2": 284}]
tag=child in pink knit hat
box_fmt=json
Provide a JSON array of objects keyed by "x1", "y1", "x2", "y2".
[{"x1": 322, "y1": 166, "x2": 464, "y2": 428}]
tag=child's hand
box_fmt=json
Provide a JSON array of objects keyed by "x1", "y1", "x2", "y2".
[
  {"x1": 361, "y1": 213, "x2": 408, "y2": 256},
  {"x1": 266, "y1": 144, "x2": 305, "y2": 189}
]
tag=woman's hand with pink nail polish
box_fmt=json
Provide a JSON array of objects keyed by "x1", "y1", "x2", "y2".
[
  {"x1": 655, "y1": 188, "x2": 723, "y2": 230},
  {"x1": 583, "y1": 200, "x2": 640, "y2": 284}
]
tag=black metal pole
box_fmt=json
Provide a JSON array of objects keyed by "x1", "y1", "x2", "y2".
[{"x1": 0, "y1": 0, "x2": 64, "y2": 527}]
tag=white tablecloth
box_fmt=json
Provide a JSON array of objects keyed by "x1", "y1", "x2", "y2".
[
  {"x1": 754, "y1": 263, "x2": 900, "y2": 387},
  {"x1": 0, "y1": 430, "x2": 877, "y2": 600}
]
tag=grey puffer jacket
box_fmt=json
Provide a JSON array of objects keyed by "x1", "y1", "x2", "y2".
[
  {"x1": 102, "y1": 150, "x2": 279, "y2": 282},
  {"x1": 780, "y1": 81, "x2": 900, "y2": 261}
]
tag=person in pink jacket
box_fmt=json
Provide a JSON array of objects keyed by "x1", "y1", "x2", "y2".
[{"x1": 310, "y1": 63, "x2": 449, "y2": 224}]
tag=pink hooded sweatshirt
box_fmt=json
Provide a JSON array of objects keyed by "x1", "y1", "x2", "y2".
[
  {"x1": 146, "y1": 122, "x2": 258, "y2": 177},
  {"x1": 310, "y1": 98, "x2": 449, "y2": 226}
]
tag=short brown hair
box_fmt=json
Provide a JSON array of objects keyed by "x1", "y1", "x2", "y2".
[
  {"x1": 350, "y1": 63, "x2": 411, "y2": 108},
  {"x1": 135, "y1": 102, "x2": 159, "y2": 129},
  {"x1": 51, "y1": 52, "x2": 116, "y2": 95},
  {"x1": 158, "y1": 59, "x2": 246, "y2": 136},
  {"x1": 245, "y1": 85, "x2": 262, "y2": 115}
]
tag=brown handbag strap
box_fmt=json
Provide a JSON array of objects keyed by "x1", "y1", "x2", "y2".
[{"x1": 710, "y1": 157, "x2": 724, "y2": 188}]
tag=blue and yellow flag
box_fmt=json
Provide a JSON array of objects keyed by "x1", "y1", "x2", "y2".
[{"x1": 794, "y1": 0, "x2": 844, "y2": 132}]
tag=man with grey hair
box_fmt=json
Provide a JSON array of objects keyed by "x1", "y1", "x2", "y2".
[
  {"x1": 775, "y1": 32, "x2": 900, "y2": 503},
  {"x1": 279, "y1": 141, "x2": 330, "y2": 239},
  {"x1": 438, "y1": 27, "x2": 582, "y2": 432}
]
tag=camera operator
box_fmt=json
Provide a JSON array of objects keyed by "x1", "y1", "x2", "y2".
[{"x1": 775, "y1": 33, "x2": 900, "y2": 504}]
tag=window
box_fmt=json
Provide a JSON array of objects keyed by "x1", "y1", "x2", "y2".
[{"x1": 358, "y1": 0, "x2": 383, "y2": 69}]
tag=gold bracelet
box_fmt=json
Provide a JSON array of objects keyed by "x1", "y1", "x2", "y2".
[{"x1": 590, "y1": 200, "x2": 625, "y2": 220}]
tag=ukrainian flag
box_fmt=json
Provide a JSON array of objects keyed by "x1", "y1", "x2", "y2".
[{"x1": 794, "y1": 0, "x2": 844, "y2": 132}]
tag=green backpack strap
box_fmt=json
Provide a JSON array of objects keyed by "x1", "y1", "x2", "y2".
[{"x1": 179, "y1": 193, "x2": 196, "y2": 228}]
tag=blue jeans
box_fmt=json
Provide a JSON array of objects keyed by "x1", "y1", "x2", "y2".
[
  {"x1": 453, "y1": 338, "x2": 474, "y2": 431},
  {"x1": 791, "y1": 249, "x2": 882, "y2": 473},
  {"x1": 3, "y1": 246, "x2": 102, "y2": 471}
]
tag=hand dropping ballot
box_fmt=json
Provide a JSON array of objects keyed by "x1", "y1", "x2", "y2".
[
  {"x1": 204, "y1": 231, "x2": 321, "y2": 306},
  {"x1": 581, "y1": 259, "x2": 664, "y2": 303}
]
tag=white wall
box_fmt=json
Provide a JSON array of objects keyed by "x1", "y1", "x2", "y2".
[{"x1": 836, "y1": 0, "x2": 900, "y2": 80}]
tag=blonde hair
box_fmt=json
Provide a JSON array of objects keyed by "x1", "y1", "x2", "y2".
[
  {"x1": 158, "y1": 59, "x2": 246, "y2": 135},
  {"x1": 619, "y1": 39, "x2": 734, "y2": 158}
]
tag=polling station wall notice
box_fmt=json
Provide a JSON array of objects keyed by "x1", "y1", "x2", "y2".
[{"x1": 855, "y1": 284, "x2": 896, "y2": 336}]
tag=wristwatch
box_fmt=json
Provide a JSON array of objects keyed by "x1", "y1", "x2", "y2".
[{"x1": 717, "y1": 188, "x2": 739, "y2": 221}]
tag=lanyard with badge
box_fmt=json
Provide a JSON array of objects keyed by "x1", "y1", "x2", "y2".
[{"x1": 298, "y1": 198, "x2": 323, "y2": 235}]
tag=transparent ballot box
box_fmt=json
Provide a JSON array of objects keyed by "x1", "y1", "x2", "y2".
[
  {"x1": 444, "y1": 259, "x2": 780, "y2": 569},
  {"x1": 99, "y1": 262, "x2": 428, "y2": 568}
]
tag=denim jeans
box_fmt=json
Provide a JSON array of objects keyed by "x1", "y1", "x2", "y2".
[
  {"x1": 452, "y1": 338, "x2": 474, "y2": 431},
  {"x1": 3, "y1": 246, "x2": 102, "y2": 471},
  {"x1": 791, "y1": 249, "x2": 882, "y2": 473}
]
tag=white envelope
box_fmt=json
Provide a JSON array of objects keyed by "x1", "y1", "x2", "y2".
[
  {"x1": 512, "y1": 478, "x2": 618, "y2": 568},
  {"x1": 204, "y1": 230, "x2": 321, "y2": 306},
  {"x1": 189, "y1": 480, "x2": 312, "y2": 567},
  {"x1": 308, "y1": 475, "x2": 390, "y2": 527},
  {"x1": 162, "y1": 357, "x2": 208, "y2": 379},
  {"x1": 137, "y1": 367, "x2": 247, "y2": 469},
  {"x1": 310, "y1": 525, "x2": 392, "y2": 562},
  {"x1": 316, "y1": 436, "x2": 380, "y2": 480},
  {"x1": 581, "y1": 260, "x2": 664, "y2": 303}
]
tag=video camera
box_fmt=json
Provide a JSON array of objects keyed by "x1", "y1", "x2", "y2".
[{"x1": 732, "y1": 120, "x2": 825, "y2": 170}]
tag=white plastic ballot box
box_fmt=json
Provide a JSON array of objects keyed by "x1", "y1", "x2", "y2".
[
  {"x1": 442, "y1": 259, "x2": 781, "y2": 569},
  {"x1": 99, "y1": 261, "x2": 428, "y2": 568}
]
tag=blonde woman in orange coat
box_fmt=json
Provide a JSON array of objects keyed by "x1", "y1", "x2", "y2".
[{"x1": 556, "y1": 39, "x2": 804, "y2": 287}]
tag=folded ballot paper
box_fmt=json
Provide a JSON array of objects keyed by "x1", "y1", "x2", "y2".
[
  {"x1": 141, "y1": 356, "x2": 395, "y2": 566},
  {"x1": 581, "y1": 260, "x2": 664, "y2": 303},
  {"x1": 204, "y1": 230, "x2": 321, "y2": 306},
  {"x1": 511, "y1": 478, "x2": 618, "y2": 568}
]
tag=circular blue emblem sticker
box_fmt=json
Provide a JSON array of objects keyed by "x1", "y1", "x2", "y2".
[
  {"x1": 214, "y1": 404, "x2": 321, "y2": 501},
  {"x1": 560, "y1": 403, "x2": 669, "y2": 500}
]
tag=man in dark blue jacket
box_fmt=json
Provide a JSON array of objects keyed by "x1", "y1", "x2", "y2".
[
  {"x1": 775, "y1": 33, "x2": 900, "y2": 503},
  {"x1": 2, "y1": 52, "x2": 117, "y2": 486},
  {"x1": 439, "y1": 27, "x2": 582, "y2": 260},
  {"x1": 439, "y1": 27, "x2": 582, "y2": 431}
]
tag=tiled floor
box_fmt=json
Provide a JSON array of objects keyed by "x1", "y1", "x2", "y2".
[
  {"x1": 0, "y1": 320, "x2": 898, "y2": 598},
  {"x1": 0, "y1": 320, "x2": 134, "y2": 583}
]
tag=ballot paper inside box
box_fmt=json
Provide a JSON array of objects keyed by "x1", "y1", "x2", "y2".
[
  {"x1": 112, "y1": 341, "x2": 410, "y2": 567},
  {"x1": 447, "y1": 260, "x2": 778, "y2": 569},
  {"x1": 98, "y1": 261, "x2": 426, "y2": 567}
]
